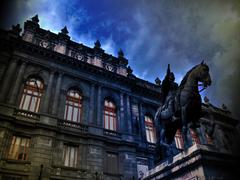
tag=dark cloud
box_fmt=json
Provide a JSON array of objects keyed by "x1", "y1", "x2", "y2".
[
  {"x1": 0, "y1": 0, "x2": 239, "y2": 118},
  {"x1": 124, "y1": 0, "x2": 240, "y2": 119}
]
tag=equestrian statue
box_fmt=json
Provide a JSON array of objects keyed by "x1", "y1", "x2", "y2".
[{"x1": 155, "y1": 61, "x2": 212, "y2": 151}]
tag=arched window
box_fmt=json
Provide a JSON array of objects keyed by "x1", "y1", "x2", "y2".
[
  {"x1": 145, "y1": 115, "x2": 156, "y2": 143},
  {"x1": 64, "y1": 90, "x2": 82, "y2": 123},
  {"x1": 19, "y1": 78, "x2": 44, "y2": 113},
  {"x1": 174, "y1": 129, "x2": 184, "y2": 149},
  {"x1": 104, "y1": 99, "x2": 117, "y2": 131}
]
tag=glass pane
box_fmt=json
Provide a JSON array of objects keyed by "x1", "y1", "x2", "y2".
[
  {"x1": 20, "y1": 138, "x2": 26, "y2": 146},
  {"x1": 146, "y1": 129, "x2": 149, "y2": 142},
  {"x1": 105, "y1": 115, "x2": 108, "y2": 129},
  {"x1": 35, "y1": 98, "x2": 41, "y2": 113},
  {"x1": 150, "y1": 131, "x2": 155, "y2": 143},
  {"x1": 23, "y1": 95, "x2": 31, "y2": 110},
  {"x1": 64, "y1": 146, "x2": 69, "y2": 166},
  {"x1": 15, "y1": 137, "x2": 21, "y2": 145},
  {"x1": 67, "y1": 106, "x2": 73, "y2": 121},
  {"x1": 75, "y1": 93, "x2": 79, "y2": 98},
  {"x1": 30, "y1": 97, "x2": 37, "y2": 112},
  {"x1": 110, "y1": 117, "x2": 113, "y2": 130},
  {"x1": 105, "y1": 100, "x2": 108, "y2": 106},
  {"x1": 78, "y1": 109, "x2": 81, "y2": 122},
  {"x1": 33, "y1": 91, "x2": 39, "y2": 96},
  {"x1": 73, "y1": 107, "x2": 78, "y2": 122},
  {"x1": 19, "y1": 94, "x2": 25, "y2": 109},
  {"x1": 29, "y1": 81, "x2": 34, "y2": 86}
]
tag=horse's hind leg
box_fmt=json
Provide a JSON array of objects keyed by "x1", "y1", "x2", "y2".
[
  {"x1": 181, "y1": 105, "x2": 189, "y2": 149},
  {"x1": 159, "y1": 128, "x2": 171, "y2": 148}
]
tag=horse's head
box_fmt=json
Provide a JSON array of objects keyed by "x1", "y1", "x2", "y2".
[{"x1": 196, "y1": 61, "x2": 211, "y2": 87}]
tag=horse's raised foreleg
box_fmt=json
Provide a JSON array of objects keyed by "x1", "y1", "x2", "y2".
[{"x1": 181, "y1": 105, "x2": 189, "y2": 149}]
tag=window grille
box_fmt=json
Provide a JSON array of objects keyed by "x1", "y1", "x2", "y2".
[
  {"x1": 8, "y1": 136, "x2": 30, "y2": 161},
  {"x1": 64, "y1": 90, "x2": 82, "y2": 123},
  {"x1": 145, "y1": 116, "x2": 156, "y2": 143},
  {"x1": 19, "y1": 78, "x2": 43, "y2": 113},
  {"x1": 104, "y1": 100, "x2": 117, "y2": 131}
]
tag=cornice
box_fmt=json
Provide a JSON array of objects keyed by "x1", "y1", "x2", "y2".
[{"x1": 0, "y1": 30, "x2": 161, "y2": 100}]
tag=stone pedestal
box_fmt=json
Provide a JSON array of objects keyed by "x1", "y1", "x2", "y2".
[{"x1": 144, "y1": 144, "x2": 239, "y2": 180}]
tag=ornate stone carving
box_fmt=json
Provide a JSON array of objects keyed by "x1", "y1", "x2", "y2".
[
  {"x1": 31, "y1": 14, "x2": 39, "y2": 23},
  {"x1": 11, "y1": 24, "x2": 22, "y2": 35},
  {"x1": 105, "y1": 63, "x2": 116, "y2": 72},
  {"x1": 61, "y1": 26, "x2": 69, "y2": 35},
  {"x1": 94, "y1": 40, "x2": 101, "y2": 49},
  {"x1": 155, "y1": 77, "x2": 161, "y2": 85},
  {"x1": 39, "y1": 40, "x2": 50, "y2": 48}
]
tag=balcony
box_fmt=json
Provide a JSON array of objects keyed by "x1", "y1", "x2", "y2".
[
  {"x1": 103, "y1": 129, "x2": 121, "y2": 137},
  {"x1": 57, "y1": 119, "x2": 88, "y2": 133},
  {"x1": 13, "y1": 108, "x2": 40, "y2": 120}
]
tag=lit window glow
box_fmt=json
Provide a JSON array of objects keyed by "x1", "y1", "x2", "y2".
[
  {"x1": 64, "y1": 90, "x2": 82, "y2": 123},
  {"x1": 8, "y1": 136, "x2": 30, "y2": 161},
  {"x1": 19, "y1": 78, "x2": 43, "y2": 113},
  {"x1": 104, "y1": 100, "x2": 117, "y2": 131},
  {"x1": 145, "y1": 116, "x2": 156, "y2": 143}
]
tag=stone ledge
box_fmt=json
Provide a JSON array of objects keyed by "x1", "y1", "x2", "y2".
[{"x1": 144, "y1": 144, "x2": 237, "y2": 180}]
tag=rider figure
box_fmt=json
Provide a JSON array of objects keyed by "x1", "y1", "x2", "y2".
[{"x1": 160, "y1": 64, "x2": 178, "y2": 120}]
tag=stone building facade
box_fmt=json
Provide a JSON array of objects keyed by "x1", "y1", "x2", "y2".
[
  {"x1": 0, "y1": 15, "x2": 239, "y2": 180},
  {"x1": 0, "y1": 15, "x2": 160, "y2": 180}
]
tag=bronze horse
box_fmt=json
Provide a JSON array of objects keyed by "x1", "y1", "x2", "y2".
[{"x1": 155, "y1": 61, "x2": 211, "y2": 149}]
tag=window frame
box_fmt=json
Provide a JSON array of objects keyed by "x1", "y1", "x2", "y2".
[
  {"x1": 144, "y1": 115, "x2": 156, "y2": 143},
  {"x1": 19, "y1": 78, "x2": 44, "y2": 113},
  {"x1": 103, "y1": 99, "x2": 117, "y2": 131},
  {"x1": 64, "y1": 89, "x2": 83, "y2": 123},
  {"x1": 8, "y1": 136, "x2": 30, "y2": 161},
  {"x1": 174, "y1": 129, "x2": 184, "y2": 149},
  {"x1": 63, "y1": 144, "x2": 78, "y2": 168}
]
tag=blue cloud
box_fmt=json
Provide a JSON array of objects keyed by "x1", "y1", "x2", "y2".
[{"x1": 1, "y1": 0, "x2": 239, "y2": 118}]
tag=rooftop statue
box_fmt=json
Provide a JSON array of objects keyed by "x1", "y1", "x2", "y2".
[{"x1": 155, "y1": 61, "x2": 212, "y2": 151}]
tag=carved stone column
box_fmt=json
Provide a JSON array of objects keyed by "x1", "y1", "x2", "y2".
[
  {"x1": 0, "y1": 58, "x2": 18, "y2": 102},
  {"x1": 120, "y1": 92, "x2": 125, "y2": 131},
  {"x1": 139, "y1": 102, "x2": 146, "y2": 140},
  {"x1": 89, "y1": 84, "x2": 95, "y2": 124},
  {"x1": 42, "y1": 71, "x2": 55, "y2": 113},
  {"x1": 52, "y1": 73, "x2": 63, "y2": 115},
  {"x1": 126, "y1": 95, "x2": 132, "y2": 133},
  {"x1": 96, "y1": 85, "x2": 102, "y2": 126},
  {"x1": 8, "y1": 61, "x2": 27, "y2": 104}
]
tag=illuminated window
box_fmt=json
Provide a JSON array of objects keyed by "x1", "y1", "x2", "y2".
[
  {"x1": 205, "y1": 133, "x2": 214, "y2": 145},
  {"x1": 63, "y1": 145, "x2": 78, "y2": 168},
  {"x1": 104, "y1": 99, "x2": 117, "y2": 131},
  {"x1": 175, "y1": 129, "x2": 184, "y2": 149},
  {"x1": 145, "y1": 115, "x2": 156, "y2": 143},
  {"x1": 19, "y1": 78, "x2": 43, "y2": 112},
  {"x1": 190, "y1": 129, "x2": 200, "y2": 145},
  {"x1": 8, "y1": 136, "x2": 30, "y2": 161},
  {"x1": 64, "y1": 90, "x2": 82, "y2": 123}
]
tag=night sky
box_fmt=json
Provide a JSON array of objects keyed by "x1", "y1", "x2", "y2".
[{"x1": 1, "y1": 0, "x2": 240, "y2": 119}]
